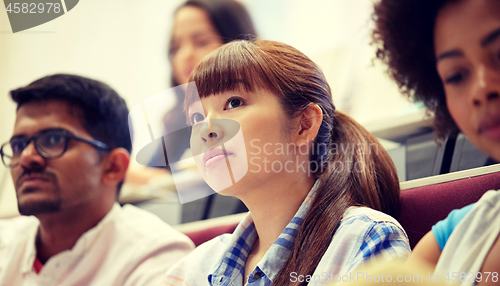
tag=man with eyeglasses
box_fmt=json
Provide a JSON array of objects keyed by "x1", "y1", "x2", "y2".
[{"x1": 0, "y1": 74, "x2": 194, "y2": 285}]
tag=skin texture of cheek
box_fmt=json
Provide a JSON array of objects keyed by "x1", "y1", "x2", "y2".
[
  {"x1": 221, "y1": 129, "x2": 248, "y2": 185},
  {"x1": 51, "y1": 148, "x2": 103, "y2": 211}
]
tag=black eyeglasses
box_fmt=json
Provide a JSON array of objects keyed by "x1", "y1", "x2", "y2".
[{"x1": 0, "y1": 128, "x2": 111, "y2": 168}]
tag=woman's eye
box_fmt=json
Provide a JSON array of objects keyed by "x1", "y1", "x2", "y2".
[
  {"x1": 444, "y1": 70, "x2": 468, "y2": 85},
  {"x1": 226, "y1": 97, "x2": 244, "y2": 110},
  {"x1": 190, "y1": 112, "x2": 205, "y2": 125},
  {"x1": 194, "y1": 39, "x2": 209, "y2": 48},
  {"x1": 169, "y1": 42, "x2": 180, "y2": 55}
]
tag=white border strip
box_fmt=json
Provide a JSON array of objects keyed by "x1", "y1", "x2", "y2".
[
  {"x1": 401, "y1": 163, "x2": 500, "y2": 190},
  {"x1": 61, "y1": 0, "x2": 68, "y2": 13}
]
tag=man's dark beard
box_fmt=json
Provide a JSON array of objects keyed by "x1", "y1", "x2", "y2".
[
  {"x1": 16, "y1": 168, "x2": 61, "y2": 215},
  {"x1": 18, "y1": 192, "x2": 61, "y2": 215}
]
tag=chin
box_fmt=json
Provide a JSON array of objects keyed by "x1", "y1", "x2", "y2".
[
  {"x1": 202, "y1": 158, "x2": 248, "y2": 193},
  {"x1": 18, "y1": 199, "x2": 61, "y2": 216},
  {"x1": 475, "y1": 138, "x2": 500, "y2": 163},
  {"x1": 486, "y1": 147, "x2": 500, "y2": 163},
  {"x1": 203, "y1": 166, "x2": 235, "y2": 193}
]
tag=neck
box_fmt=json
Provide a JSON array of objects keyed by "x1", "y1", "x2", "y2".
[
  {"x1": 35, "y1": 203, "x2": 113, "y2": 263},
  {"x1": 241, "y1": 173, "x2": 315, "y2": 255}
]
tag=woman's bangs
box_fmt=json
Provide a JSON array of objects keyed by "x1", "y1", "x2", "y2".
[{"x1": 184, "y1": 41, "x2": 272, "y2": 109}]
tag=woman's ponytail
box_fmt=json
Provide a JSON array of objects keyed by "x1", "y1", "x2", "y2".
[{"x1": 273, "y1": 112, "x2": 400, "y2": 286}]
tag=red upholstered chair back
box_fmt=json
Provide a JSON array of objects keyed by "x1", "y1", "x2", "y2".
[{"x1": 398, "y1": 165, "x2": 500, "y2": 249}]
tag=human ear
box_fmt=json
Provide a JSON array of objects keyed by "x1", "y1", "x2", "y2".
[
  {"x1": 295, "y1": 104, "x2": 323, "y2": 146},
  {"x1": 101, "y1": 148, "x2": 130, "y2": 187}
]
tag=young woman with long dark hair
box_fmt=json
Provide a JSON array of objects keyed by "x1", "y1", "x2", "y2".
[{"x1": 162, "y1": 39, "x2": 410, "y2": 286}]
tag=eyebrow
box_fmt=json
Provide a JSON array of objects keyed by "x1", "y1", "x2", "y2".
[
  {"x1": 481, "y1": 27, "x2": 500, "y2": 47},
  {"x1": 10, "y1": 128, "x2": 68, "y2": 142},
  {"x1": 436, "y1": 26, "x2": 500, "y2": 63},
  {"x1": 10, "y1": 135, "x2": 28, "y2": 142},
  {"x1": 436, "y1": 50, "x2": 464, "y2": 62}
]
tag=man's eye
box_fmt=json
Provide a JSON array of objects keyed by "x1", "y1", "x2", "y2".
[
  {"x1": 48, "y1": 134, "x2": 64, "y2": 145},
  {"x1": 191, "y1": 112, "x2": 205, "y2": 125},
  {"x1": 226, "y1": 97, "x2": 244, "y2": 109},
  {"x1": 40, "y1": 133, "x2": 65, "y2": 148},
  {"x1": 10, "y1": 141, "x2": 27, "y2": 154}
]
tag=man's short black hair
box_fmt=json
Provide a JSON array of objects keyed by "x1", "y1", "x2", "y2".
[{"x1": 10, "y1": 74, "x2": 132, "y2": 197}]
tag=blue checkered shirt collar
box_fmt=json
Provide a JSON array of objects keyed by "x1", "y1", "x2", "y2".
[{"x1": 207, "y1": 179, "x2": 321, "y2": 286}]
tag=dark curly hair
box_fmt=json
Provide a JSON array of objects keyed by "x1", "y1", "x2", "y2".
[{"x1": 372, "y1": 0, "x2": 461, "y2": 141}]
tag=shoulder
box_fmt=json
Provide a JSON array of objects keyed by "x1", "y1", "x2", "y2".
[
  {"x1": 340, "y1": 206, "x2": 406, "y2": 234},
  {"x1": 341, "y1": 207, "x2": 409, "y2": 250},
  {"x1": 96, "y1": 205, "x2": 194, "y2": 284},
  {"x1": 316, "y1": 207, "x2": 410, "y2": 276},
  {"x1": 432, "y1": 190, "x2": 500, "y2": 250},
  {"x1": 432, "y1": 203, "x2": 475, "y2": 250},
  {"x1": 454, "y1": 190, "x2": 500, "y2": 224},
  {"x1": 0, "y1": 215, "x2": 38, "y2": 244},
  {"x1": 163, "y1": 234, "x2": 232, "y2": 285},
  {"x1": 169, "y1": 233, "x2": 231, "y2": 270},
  {"x1": 476, "y1": 189, "x2": 500, "y2": 208},
  {"x1": 0, "y1": 215, "x2": 38, "y2": 228},
  {"x1": 434, "y1": 190, "x2": 500, "y2": 273},
  {"x1": 114, "y1": 204, "x2": 192, "y2": 244},
  {"x1": 106, "y1": 205, "x2": 194, "y2": 264},
  {"x1": 445, "y1": 190, "x2": 500, "y2": 236}
]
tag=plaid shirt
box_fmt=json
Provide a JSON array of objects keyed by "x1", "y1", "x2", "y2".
[{"x1": 162, "y1": 180, "x2": 410, "y2": 286}]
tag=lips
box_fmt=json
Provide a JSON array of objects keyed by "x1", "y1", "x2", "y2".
[
  {"x1": 17, "y1": 174, "x2": 51, "y2": 190},
  {"x1": 478, "y1": 115, "x2": 500, "y2": 141},
  {"x1": 203, "y1": 148, "x2": 232, "y2": 168}
]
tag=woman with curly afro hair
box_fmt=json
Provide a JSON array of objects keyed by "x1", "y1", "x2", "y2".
[{"x1": 373, "y1": 0, "x2": 500, "y2": 284}]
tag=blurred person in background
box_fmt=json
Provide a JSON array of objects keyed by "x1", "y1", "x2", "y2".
[
  {"x1": 127, "y1": 0, "x2": 257, "y2": 181},
  {"x1": 127, "y1": 0, "x2": 257, "y2": 220}
]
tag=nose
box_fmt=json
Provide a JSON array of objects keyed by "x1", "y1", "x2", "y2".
[
  {"x1": 470, "y1": 64, "x2": 500, "y2": 107},
  {"x1": 199, "y1": 119, "x2": 224, "y2": 147},
  {"x1": 177, "y1": 43, "x2": 195, "y2": 64},
  {"x1": 18, "y1": 141, "x2": 46, "y2": 169}
]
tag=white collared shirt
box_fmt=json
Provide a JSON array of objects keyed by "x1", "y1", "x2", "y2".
[{"x1": 0, "y1": 203, "x2": 194, "y2": 286}]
